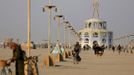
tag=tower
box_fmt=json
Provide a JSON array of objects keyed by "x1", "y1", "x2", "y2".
[{"x1": 92, "y1": 0, "x2": 100, "y2": 18}]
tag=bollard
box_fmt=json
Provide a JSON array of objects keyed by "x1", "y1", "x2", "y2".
[
  {"x1": 65, "y1": 51, "x2": 69, "y2": 58},
  {"x1": 43, "y1": 55, "x2": 54, "y2": 68},
  {"x1": 68, "y1": 51, "x2": 71, "y2": 56},
  {"x1": 54, "y1": 53, "x2": 64, "y2": 62}
]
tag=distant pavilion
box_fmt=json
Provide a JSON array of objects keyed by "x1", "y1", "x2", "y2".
[{"x1": 78, "y1": 0, "x2": 113, "y2": 48}]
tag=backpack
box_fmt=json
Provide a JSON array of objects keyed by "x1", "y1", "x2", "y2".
[{"x1": 76, "y1": 55, "x2": 81, "y2": 61}]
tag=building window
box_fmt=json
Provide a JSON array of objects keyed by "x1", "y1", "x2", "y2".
[
  {"x1": 85, "y1": 38, "x2": 89, "y2": 43},
  {"x1": 102, "y1": 39, "x2": 106, "y2": 43},
  {"x1": 79, "y1": 32, "x2": 81, "y2": 36},
  {"x1": 103, "y1": 25, "x2": 106, "y2": 29},
  {"x1": 101, "y1": 32, "x2": 106, "y2": 37},
  {"x1": 99, "y1": 22, "x2": 102, "y2": 29},
  {"x1": 93, "y1": 32, "x2": 98, "y2": 37},
  {"x1": 88, "y1": 23, "x2": 91, "y2": 28},
  {"x1": 103, "y1": 22, "x2": 107, "y2": 29},
  {"x1": 84, "y1": 32, "x2": 89, "y2": 37}
]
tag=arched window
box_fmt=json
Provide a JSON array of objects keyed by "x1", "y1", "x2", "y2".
[
  {"x1": 88, "y1": 23, "x2": 91, "y2": 28},
  {"x1": 102, "y1": 39, "x2": 106, "y2": 43},
  {"x1": 99, "y1": 22, "x2": 102, "y2": 29},
  {"x1": 103, "y1": 22, "x2": 107, "y2": 29},
  {"x1": 85, "y1": 38, "x2": 89, "y2": 41},
  {"x1": 101, "y1": 32, "x2": 106, "y2": 37},
  {"x1": 85, "y1": 38, "x2": 89, "y2": 43},
  {"x1": 84, "y1": 32, "x2": 89, "y2": 37},
  {"x1": 79, "y1": 32, "x2": 81, "y2": 36},
  {"x1": 93, "y1": 32, "x2": 98, "y2": 37}
]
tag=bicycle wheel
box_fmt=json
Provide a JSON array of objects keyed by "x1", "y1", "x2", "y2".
[
  {"x1": 1, "y1": 68, "x2": 6, "y2": 75},
  {"x1": 8, "y1": 68, "x2": 12, "y2": 75},
  {"x1": 1, "y1": 68, "x2": 12, "y2": 75}
]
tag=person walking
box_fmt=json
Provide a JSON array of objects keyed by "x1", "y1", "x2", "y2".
[{"x1": 73, "y1": 42, "x2": 81, "y2": 64}]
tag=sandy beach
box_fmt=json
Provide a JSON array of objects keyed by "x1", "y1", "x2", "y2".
[{"x1": 0, "y1": 48, "x2": 134, "y2": 75}]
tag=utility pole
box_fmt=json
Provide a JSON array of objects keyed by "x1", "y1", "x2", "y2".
[{"x1": 54, "y1": 15, "x2": 65, "y2": 45}]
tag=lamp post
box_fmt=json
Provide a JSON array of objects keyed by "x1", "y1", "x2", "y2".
[
  {"x1": 25, "y1": 0, "x2": 31, "y2": 75},
  {"x1": 43, "y1": 0, "x2": 57, "y2": 54},
  {"x1": 72, "y1": 30, "x2": 77, "y2": 44},
  {"x1": 76, "y1": 32, "x2": 81, "y2": 41},
  {"x1": 62, "y1": 21, "x2": 70, "y2": 48},
  {"x1": 54, "y1": 15, "x2": 65, "y2": 45},
  {"x1": 67, "y1": 25, "x2": 72, "y2": 48},
  {"x1": 27, "y1": 0, "x2": 31, "y2": 57},
  {"x1": 71, "y1": 28, "x2": 75, "y2": 44},
  {"x1": 72, "y1": 30, "x2": 80, "y2": 43}
]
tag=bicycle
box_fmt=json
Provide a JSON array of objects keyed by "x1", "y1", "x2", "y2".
[
  {"x1": 0, "y1": 59, "x2": 12, "y2": 75},
  {"x1": 24, "y1": 55, "x2": 39, "y2": 75}
]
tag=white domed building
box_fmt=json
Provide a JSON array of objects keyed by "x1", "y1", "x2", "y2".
[
  {"x1": 78, "y1": 0, "x2": 113, "y2": 48},
  {"x1": 78, "y1": 18, "x2": 113, "y2": 48}
]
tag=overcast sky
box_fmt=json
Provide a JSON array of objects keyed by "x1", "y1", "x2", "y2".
[{"x1": 0, "y1": 0, "x2": 134, "y2": 43}]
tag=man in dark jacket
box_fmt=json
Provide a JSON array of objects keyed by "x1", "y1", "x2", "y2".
[
  {"x1": 73, "y1": 42, "x2": 81, "y2": 64},
  {"x1": 8, "y1": 42, "x2": 25, "y2": 75}
]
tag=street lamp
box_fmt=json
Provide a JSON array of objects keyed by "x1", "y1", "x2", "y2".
[
  {"x1": 70, "y1": 28, "x2": 76, "y2": 44},
  {"x1": 62, "y1": 21, "x2": 70, "y2": 48},
  {"x1": 72, "y1": 29, "x2": 81, "y2": 42},
  {"x1": 72, "y1": 30, "x2": 77, "y2": 43},
  {"x1": 42, "y1": 0, "x2": 57, "y2": 54},
  {"x1": 54, "y1": 15, "x2": 65, "y2": 45},
  {"x1": 67, "y1": 25, "x2": 73, "y2": 48}
]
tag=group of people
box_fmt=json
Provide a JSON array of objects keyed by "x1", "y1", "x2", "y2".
[
  {"x1": 72, "y1": 41, "x2": 106, "y2": 64},
  {"x1": 111, "y1": 44, "x2": 134, "y2": 54},
  {"x1": 92, "y1": 41, "x2": 105, "y2": 56}
]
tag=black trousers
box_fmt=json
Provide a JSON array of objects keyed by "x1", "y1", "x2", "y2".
[{"x1": 15, "y1": 60, "x2": 24, "y2": 75}]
